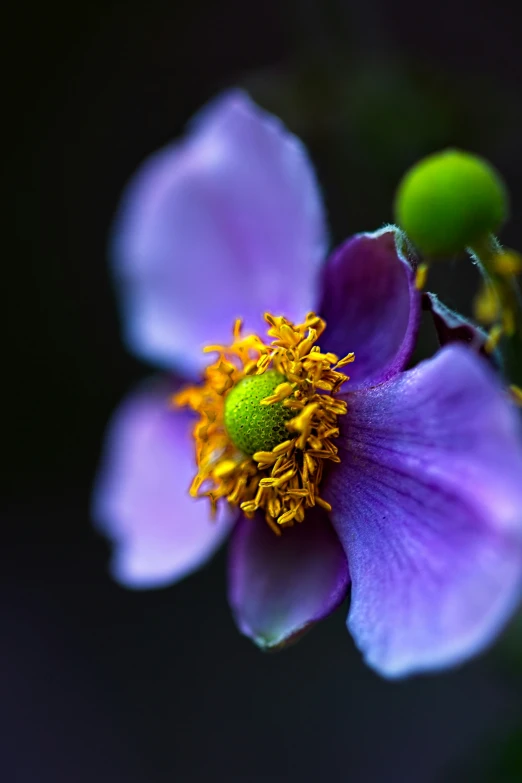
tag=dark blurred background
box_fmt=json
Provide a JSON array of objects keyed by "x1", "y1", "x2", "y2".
[{"x1": 4, "y1": 0, "x2": 522, "y2": 781}]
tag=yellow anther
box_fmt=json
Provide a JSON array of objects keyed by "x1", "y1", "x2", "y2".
[
  {"x1": 323, "y1": 427, "x2": 339, "y2": 439},
  {"x1": 335, "y1": 352, "x2": 355, "y2": 369},
  {"x1": 171, "y1": 387, "x2": 198, "y2": 408},
  {"x1": 267, "y1": 495, "x2": 281, "y2": 516},
  {"x1": 493, "y1": 250, "x2": 522, "y2": 277},
  {"x1": 271, "y1": 440, "x2": 291, "y2": 457},
  {"x1": 260, "y1": 382, "x2": 295, "y2": 405},
  {"x1": 315, "y1": 497, "x2": 332, "y2": 512},
  {"x1": 297, "y1": 332, "x2": 318, "y2": 358},
  {"x1": 203, "y1": 344, "x2": 226, "y2": 354},
  {"x1": 240, "y1": 500, "x2": 257, "y2": 515},
  {"x1": 314, "y1": 379, "x2": 334, "y2": 391},
  {"x1": 305, "y1": 351, "x2": 338, "y2": 364},
  {"x1": 277, "y1": 503, "x2": 303, "y2": 526},
  {"x1": 252, "y1": 450, "x2": 278, "y2": 465},
  {"x1": 289, "y1": 403, "x2": 319, "y2": 431},
  {"x1": 279, "y1": 324, "x2": 301, "y2": 346},
  {"x1": 254, "y1": 485, "x2": 267, "y2": 504},
  {"x1": 212, "y1": 460, "x2": 239, "y2": 478},
  {"x1": 415, "y1": 262, "x2": 429, "y2": 290},
  {"x1": 233, "y1": 318, "x2": 243, "y2": 340},
  {"x1": 304, "y1": 452, "x2": 317, "y2": 475},
  {"x1": 256, "y1": 355, "x2": 271, "y2": 372},
  {"x1": 485, "y1": 324, "x2": 504, "y2": 354},
  {"x1": 307, "y1": 435, "x2": 323, "y2": 450},
  {"x1": 502, "y1": 307, "x2": 516, "y2": 337},
  {"x1": 474, "y1": 282, "x2": 501, "y2": 325}
]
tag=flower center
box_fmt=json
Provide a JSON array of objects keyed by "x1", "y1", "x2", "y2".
[
  {"x1": 224, "y1": 370, "x2": 295, "y2": 455},
  {"x1": 173, "y1": 312, "x2": 354, "y2": 534}
]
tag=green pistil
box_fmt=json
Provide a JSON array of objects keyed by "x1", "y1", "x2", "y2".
[{"x1": 224, "y1": 370, "x2": 294, "y2": 455}]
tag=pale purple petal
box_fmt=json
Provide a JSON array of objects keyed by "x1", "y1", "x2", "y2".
[
  {"x1": 325, "y1": 346, "x2": 522, "y2": 677},
  {"x1": 318, "y1": 226, "x2": 421, "y2": 389},
  {"x1": 93, "y1": 382, "x2": 234, "y2": 589},
  {"x1": 228, "y1": 510, "x2": 349, "y2": 649},
  {"x1": 112, "y1": 90, "x2": 328, "y2": 376}
]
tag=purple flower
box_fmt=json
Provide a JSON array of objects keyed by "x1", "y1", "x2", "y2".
[{"x1": 94, "y1": 91, "x2": 522, "y2": 678}]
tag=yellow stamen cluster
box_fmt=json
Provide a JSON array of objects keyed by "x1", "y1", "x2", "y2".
[
  {"x1": 473, "y1": 248, "x2": 522, "y2": 351},
  {"x1": 173, "y1": 312, "x2": 353, "y2": 534}
]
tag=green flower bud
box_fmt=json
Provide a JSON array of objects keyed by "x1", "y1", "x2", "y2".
[
  {"x1": 394, "y1": 149, "x2": 508, "y2": 256},
  {"x1": 224, "y1": 370, "x2": 294, "y2": 455}
]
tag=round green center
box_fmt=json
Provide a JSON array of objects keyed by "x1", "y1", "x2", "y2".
[
  {"x1": 224, "y1": 370, "x2": 294, "y2": 455},
  {"x1": 394, "y1": 148, "x2": 508, "y2": 257}
]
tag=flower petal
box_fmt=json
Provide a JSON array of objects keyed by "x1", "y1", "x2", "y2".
[
  {"x1": 423, "y1": 291, "x2": 501, "y2": 368},
  {"x1": 112, "y1": 90, "x2": 328, "y2": 375},
  {"x1": 318, "y1": 226, "x2": 421, "y2": 389},
  {"x1": 325, "y1": 345, "x2": 522, "y2": 677},
  {"x1": 93, "y1": 381, "x2": 234, "y2": 589},
  {"x1": 228, "y1": 510, "x2": 349, "y2": 649}
]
